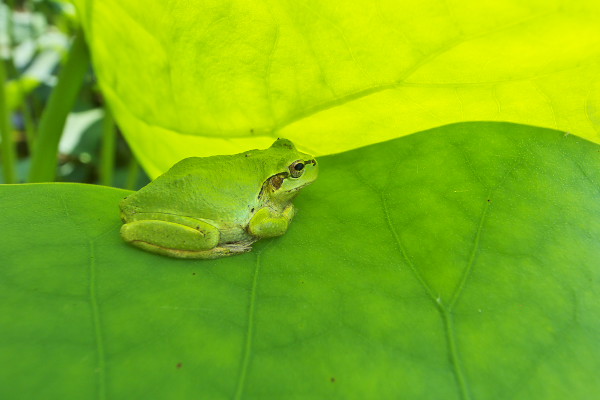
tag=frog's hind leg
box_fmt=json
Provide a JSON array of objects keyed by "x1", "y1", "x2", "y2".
[{"x1": 121, "y1": 219, "x2": 225, "y2": 259}]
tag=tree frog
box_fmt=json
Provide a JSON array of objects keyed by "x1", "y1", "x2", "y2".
[{"x1": 119, "y1": 138, "x2": 318, "y2": 259}]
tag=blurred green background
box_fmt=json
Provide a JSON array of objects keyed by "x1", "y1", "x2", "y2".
[{"x1": 0, "y1": 0, "x2": 149, "y2": 188}]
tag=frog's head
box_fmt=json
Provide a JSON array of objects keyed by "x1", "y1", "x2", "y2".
[{"x1": 260, "y1": 138, "x2": 318, "y2": 204}]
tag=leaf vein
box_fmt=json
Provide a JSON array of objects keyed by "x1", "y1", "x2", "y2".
[
  {"x1": 449, "y1": 194, "x2": 492, "y2": 310},
  {"x1": 264, "y1": 24, "x2": 280, "y2": 121},
  {"x1": 233, "y1": 252, "x2": 262, "y2": 400},
  {"x1": 442, "y1": 311, "x2": 472, "y2": 400},
  {"x1": 450, "y1": 144, "x2": 529, "y2": 309},
  {"x1": 88, "y1": 241, "x2": 107, "y2": 400},
  {"x1": 275, "y1": 10, "x2": 553, "y2": 133},
  {"x1": 379, "y1": 193, "x2": 439, "y2": 305}
]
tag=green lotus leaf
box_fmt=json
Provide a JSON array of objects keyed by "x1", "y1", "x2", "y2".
[
  {"x1": 71, "y1": 0, "x2": 600, "y2": 177},
  {"x1": 1, "y1": 122, "x2": 598, "y2": 399}
]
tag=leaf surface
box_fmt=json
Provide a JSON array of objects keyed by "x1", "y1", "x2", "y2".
[
  {"x1": 73, "y1": 0, "x2": 600, "y2": 177},
  {"x1": 1, "y1": 122, "x2": 599, "y2": 399}
]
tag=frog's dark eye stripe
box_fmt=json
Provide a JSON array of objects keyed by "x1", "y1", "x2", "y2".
[{"x1": 269, "y1": 174, "x2": 285, "y2": 190}]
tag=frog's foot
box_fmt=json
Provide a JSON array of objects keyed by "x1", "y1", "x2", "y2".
[
  {"x1": 121, "y1": 219, "x2": 224, "y2": 259},
  {"x1": 133, "y1": 240, "x2": 253, "y2": 259},
  {"x1": 248, "y1": 205, "x2": 294, "y2": 238}
]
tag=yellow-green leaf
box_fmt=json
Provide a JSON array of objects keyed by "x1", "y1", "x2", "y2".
[{"x1": 73, "y1": 0, "x2": 600, "y2": 178}]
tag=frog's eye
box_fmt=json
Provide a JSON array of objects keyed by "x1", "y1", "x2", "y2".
[{"x1": 289, "y1": 160, "x2": 305, "y2": 178}]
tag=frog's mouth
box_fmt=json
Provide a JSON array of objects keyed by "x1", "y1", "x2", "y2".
[{"x1": 284, "y1": 182, "x2": 311, "y2": 193}]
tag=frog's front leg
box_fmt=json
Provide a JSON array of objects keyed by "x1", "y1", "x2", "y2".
[
  {"x1": 248, "y1": 205, "x2": 294, "y2": 238},
  {"x1": 120, "y1": 213, "x2": 224, "y2": 259}
]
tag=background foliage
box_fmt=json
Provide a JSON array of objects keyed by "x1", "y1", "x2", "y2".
[{"x1": 1, "y1": 0, "x2": 148, "y2": 187}]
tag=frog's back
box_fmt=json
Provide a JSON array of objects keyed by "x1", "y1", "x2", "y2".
[{"x1": 123, "y1": 154, "x2": 267, "y2": 224}]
